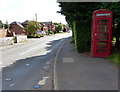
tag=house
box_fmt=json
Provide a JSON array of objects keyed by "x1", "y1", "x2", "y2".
[
  {"x1": 40, "y1": 21, "x2": 57, "y2": 35},
  {"x1": 10, "y1": 21, "x2": 27, "y2": 35},
  {"x1": 9, "y1": 20, "x2": 55, "y2": 36},
  {"x1": 21, "y1": 20, "x2": 29, "y2": 27},
  {"x1": 41, "y1": 21, "x2": 53, "y2": 31}
]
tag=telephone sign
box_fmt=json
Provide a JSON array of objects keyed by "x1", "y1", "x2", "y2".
[{"x1": 96, "y1": 13, "x2": 110, "y2": 16}]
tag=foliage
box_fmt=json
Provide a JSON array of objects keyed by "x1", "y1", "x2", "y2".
[
  {"x1": 73, "y1": 21, "x2": 91, "y2": 52},
  {"x1": 108, "y1": 53, "x2": 120, "y2": 66},
  {"x1": 4, "y1": 24, "x2": 9, "y2": 29},
  {"x1": 58, "y1": 2, "x2": 120, "y2": 52},
  {"x1": 27, "y1": 34, "x2": 41, "y2": 38},
  {"x1": 13, "y1": 36, "x2": 17, "y2": 43},
  {"x1": 49, "y1": 31, "x2": 54, "y2": 35},
  {"x1": 99, "y1": 2, "x2": 120, "y2": 49},
  {"x1": 24, "y1": 21, "x2": 40, "y2": 36},
  {"x1": 55, "y1": 23, "x2": 62, "y2": 33},
  {"x1": 0, "y1": 20, "x2": 3, "y2": 28},
  {"x1": 58, "y1": 2, "x2": 100, "y2": 52},
  {"x1": 53, "y1": 22, "x2": 59, "y2": 25},
  {"x1": 100, "y1": 2, "x2": 120, "y2": 25}
]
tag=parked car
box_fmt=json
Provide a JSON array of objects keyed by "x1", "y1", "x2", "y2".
[
  {"x1": 68, "y1": 30, "x2": 71, "y2": 33},
  {"x1": 37, "y1": 31, "x2": 45, "y2": 35}
]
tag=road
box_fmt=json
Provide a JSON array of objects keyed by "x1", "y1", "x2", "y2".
[{"x1": 1, "y1": 32, "x2": 72, "y2": 90}]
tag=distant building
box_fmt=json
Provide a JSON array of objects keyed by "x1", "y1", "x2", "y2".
[
  {"x1": 41, "y1": 21, "x2": 53, "y2": 31},
  {"x1": 21, "y1": 20, "x2": 29, "y2": 27},
  {"x1": 10, "y1": 21, "x2": 27, "y2": 35},
  {"x1": 9, "y1": 20, "x2": 55, "y2": 35}
]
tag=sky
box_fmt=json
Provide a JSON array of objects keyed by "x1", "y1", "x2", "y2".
[{"x1": 0, "y1": 0, "x2": 67, "y2": 24}]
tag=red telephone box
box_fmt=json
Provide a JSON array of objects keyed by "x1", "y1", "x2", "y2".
[{"x1": 91, "y1": 9, "x2": 112, "y2": 57}]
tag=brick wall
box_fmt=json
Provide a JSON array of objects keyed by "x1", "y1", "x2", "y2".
[
  {"x1": 0, "y1": 28, "x2": 7, "y2": 37},
  {"x1": 10, "y1": 24, "x2": 27, "y2": 35}
]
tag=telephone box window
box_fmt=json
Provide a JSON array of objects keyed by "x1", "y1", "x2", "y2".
[{"x1": 99, "y1": 20, "x2": 108, "y2": 23}]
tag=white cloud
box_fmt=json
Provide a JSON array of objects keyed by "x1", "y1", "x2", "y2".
[{"x1": 0, "y1": 0, "x2": 67, "y2": 24}]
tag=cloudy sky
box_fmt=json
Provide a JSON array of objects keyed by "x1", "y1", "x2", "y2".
[{"x1": 0, "y1": 0, "x2": 67, "y2": 24}]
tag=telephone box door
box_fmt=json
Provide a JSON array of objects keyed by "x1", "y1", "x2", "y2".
[
  {"x1": 91, "y1": 9, "x2": 112, "y2": 57},
  {"x1": 95, "y1": 18, "x2": 111, "y2": 57}
]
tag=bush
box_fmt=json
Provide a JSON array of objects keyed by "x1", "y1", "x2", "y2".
[
  {"x1": 49, "y1": 31, "x2": 54, "y2": 35},
  {"x1": 108, "y1": 53, "x2": 120, "y2": 66},
  {"x1": 73, "y1": 21, "x2": 91, "y2": 53},
  {"x1": 27, "y1": 34, "x2": 41, "y2": 38},
  {"x1": 13, "y1": 36, "x2": 17, "y2": 43},
  {"x1": 34, "y1": 34, "x2": 41, "y2": 38},
  {"x1": 55, "y1": 24, "x2": 62, "y2": 33}
]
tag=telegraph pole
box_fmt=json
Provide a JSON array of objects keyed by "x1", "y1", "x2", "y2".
[{"x1": 35, "y1": 13, "x2": 37, "y2": 22}]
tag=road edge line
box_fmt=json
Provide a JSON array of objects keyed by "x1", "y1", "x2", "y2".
[{"x1": 53, "y1": 38, "x2": 67, "y2": 90}]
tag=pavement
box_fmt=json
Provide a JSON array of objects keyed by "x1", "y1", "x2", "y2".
[{"x1": 55, "y1": 37, "x2": 118, "y2": 90}]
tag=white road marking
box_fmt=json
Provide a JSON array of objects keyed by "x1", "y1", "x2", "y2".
[
  {"x1": 19, "y1": 47, "x2": 38, "y2": 56},
  {"x1": 9, "y1": 83, "x2": 15, "y2": 87},
  {"x1": 25, "y1": 64, "x2": 30, "y2": 66},
  {"x1": 37, "y1": 76, "x2": 49, "y2": 86},
  {"x1": 5, "y1": 78, "x2": 12, "y2": 81}
]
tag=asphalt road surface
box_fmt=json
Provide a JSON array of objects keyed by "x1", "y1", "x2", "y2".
[{"x1": 1, "y1": 32, "x2": 72, "y2": 90}]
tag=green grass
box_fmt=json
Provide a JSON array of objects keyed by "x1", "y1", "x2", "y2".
[{"x1": 108, "y1": 53, "x2": 120, "y2": 66}]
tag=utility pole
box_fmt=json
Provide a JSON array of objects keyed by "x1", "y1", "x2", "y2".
[{"x1": 35, "y1": 13, "x2": 37, "y2": 22}]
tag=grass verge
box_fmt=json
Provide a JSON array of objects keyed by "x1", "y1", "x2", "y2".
[{"x1": 108, "y1": 53, "x2": 120, "y2": 66}]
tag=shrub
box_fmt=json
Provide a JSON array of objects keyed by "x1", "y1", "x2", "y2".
[
  {"x1": 73, "y1": 21, "x2": 91, "y2": 52},
  {"x1": 49, "y1": 31, "x2": 54, "y2": 35},
  {"x1": 13, "y1": 36, "x2": 17, "y2": 43},
  {"x1": 108, "y1": 53, "x2": 120, "y2": 66},
  {"x1": 27, "y1": 34, "x2": 41, "y2": 38}
]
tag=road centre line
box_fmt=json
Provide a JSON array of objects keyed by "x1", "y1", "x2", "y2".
[
  {"x1": 37, "y1": 77, "x2": 49, "y2": 86},
  {"x1": 19, "y1": 47, "x2": 38, "y2": 56},
  {"x1": 19, "y1": 43, "x2": 47, "y2": 56}
]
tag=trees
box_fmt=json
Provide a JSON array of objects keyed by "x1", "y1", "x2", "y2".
[
  {"x1": 58, "y1": 2, "x2": 120, "y2": 52},
  {"x1": 24, "y1": 21, "x2": 40, "y2": 36},
  {"x1": 100, "y1": 2, "x2": 120, "y2": 49},
  {"x1": 0, "y1": 20, "x2": 9, "y2": 29},
  {"x1": 58, "y1": 2, "x2": 100, "y2": 52},
  {"x1": 55, "y1": 23, "x2": 62, "y2": 33},
  {"x1": 0, "y1": 20, "x2": 3, "y2": 28}
]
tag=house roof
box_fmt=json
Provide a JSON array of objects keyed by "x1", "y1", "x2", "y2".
[
  {"x1": 22, "y1": 20, "x2": 29, "y2": 24},
  {"x1": 40, "y1": 23, "x2": 45, "y2": 26},
  {"x1": 10, "y1": 21, "x2": 24, "y2": 28}
]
